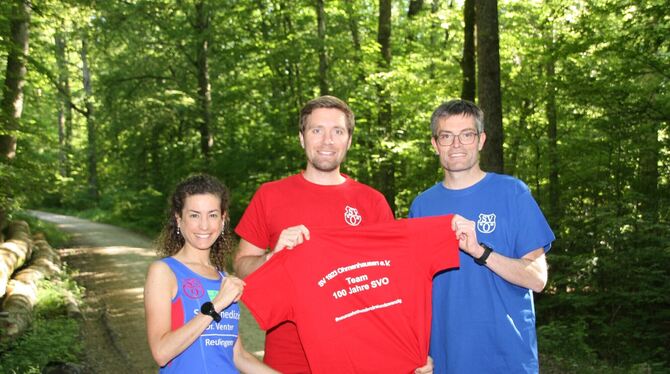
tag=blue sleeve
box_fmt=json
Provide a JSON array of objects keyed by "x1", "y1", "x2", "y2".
[
  {"x1": 513, "y1": 187, "x2": 555, "y2": 258},
  {"x1": 408, "y1": 202, "x2": 417, "y2": 218}
]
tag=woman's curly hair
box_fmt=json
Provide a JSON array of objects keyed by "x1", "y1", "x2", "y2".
[{"x1": 155, "y1": 174, "x2": 232, "y2": 271}]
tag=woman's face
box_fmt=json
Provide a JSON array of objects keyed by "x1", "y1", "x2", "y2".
[{"x1": 176, "y1": 193, "x2": 225, "y2": 252}]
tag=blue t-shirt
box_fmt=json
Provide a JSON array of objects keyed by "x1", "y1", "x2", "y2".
[
  {"x1": 409, "y1": 173, "x2": 555, "y2": 374},
  {"x1": 160, "y1": 257, "x2": 240, "y2": 374}
]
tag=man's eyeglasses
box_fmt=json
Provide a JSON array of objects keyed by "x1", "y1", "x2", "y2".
[{"x1": 434, "y1": 131, "x2": 479, "y2": 146}]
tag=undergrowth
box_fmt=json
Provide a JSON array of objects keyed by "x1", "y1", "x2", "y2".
[
  {"x1": 0, "y1": 215, "x2": 85, "y2": 373},
  {"x1": 0, "y1": 270, "x2": 85, "y2": 373}
]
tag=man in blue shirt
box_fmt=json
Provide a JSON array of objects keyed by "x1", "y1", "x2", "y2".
[{"x1": 409, "y1": 99, "x2": 555, "y2": 373}]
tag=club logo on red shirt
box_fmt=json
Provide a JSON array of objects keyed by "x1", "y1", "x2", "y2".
[
  {"x1": 344, "y1": 205, "x2": 362, "y2": 226},
  {"x1": 182, "y1": 278, "x2": 205, "y2": 299}
]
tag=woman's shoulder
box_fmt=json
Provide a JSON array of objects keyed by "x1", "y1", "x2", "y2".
[{"x1": 146, "y1": 258, "x2": 175, "y2": 278}]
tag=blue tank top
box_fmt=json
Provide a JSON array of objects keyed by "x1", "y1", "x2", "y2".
[{"x1": 159, "y1": 257, "x2": 240, "y2": 374}]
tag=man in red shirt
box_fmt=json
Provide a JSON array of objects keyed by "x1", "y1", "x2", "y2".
[{"x1": 235, "y1": 96, "x2": 433, "y2": 373}]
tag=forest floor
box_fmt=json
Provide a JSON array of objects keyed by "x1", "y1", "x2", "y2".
[{"x1": 27, "y1": 210, "x2": 265, "y2": 374}]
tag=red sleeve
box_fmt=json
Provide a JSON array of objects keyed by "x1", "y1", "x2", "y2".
[
  {"x1": 405, "y1": 215, "x2": 460, "y2": 275},
  {"x1": 374, "y1": 191, "x2": 395, "y2": 222},
  {"x1": 235, "y1": 185, "x2": 271, "y2": 249},
  {"x1": 366, "y1": 186, "x2": 395, "y2": 223},
  {"x1": 240, "y1": 257, "x2": 292, "y2": 330}
]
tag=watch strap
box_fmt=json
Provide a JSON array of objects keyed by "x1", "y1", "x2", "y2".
[{"x1": 474, "y1": 243, "x2": 493, "y2": 266}]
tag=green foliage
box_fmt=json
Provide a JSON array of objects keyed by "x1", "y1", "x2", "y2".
[
  {"x1": 540, "y1": 216, "x2": 670, "y2": 369},
  {"x1": 539, "y1": 319, "x2": 594, "y2": 361},
  {"x1": 0, "y1": 163, "x2": 22, "y2": 225},
  {"x1": 0, "y1": 317, "x2": 82, "y2": 374},
  {"x1": 0, "y1": 273, "x2": 84, "y2": 373},
  {"x1": 13, "y1": 210, "x2": 70, "y2": 248},
  {"x1": 102, "y1": 186, "x2": 165, "y2": 235}
]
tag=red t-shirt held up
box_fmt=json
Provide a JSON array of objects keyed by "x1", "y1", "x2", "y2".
[
  {"x1": 242, "y1": 215, "x2": 459, "y2": 374},
  {"x1": 235, "y1": 173, "x2": 394, "y2": 373}
]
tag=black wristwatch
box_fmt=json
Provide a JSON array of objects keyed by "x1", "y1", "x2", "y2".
[
  {"x1": 474, "y1": 243, "x2": 493, "y2": 266},
  {"x1": 200, "y1": 301, "x2": 221, "y2": 322}
]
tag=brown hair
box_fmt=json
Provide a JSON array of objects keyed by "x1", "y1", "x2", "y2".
[
  {"x1": 155, "y1": 174, "x2": 232, "y2": 271},
  {"x1": 430, "y1": 99, "x2": 485, "y2": 136},
  {"x1": 299, "y1": 95, "x2": 355, "y2": 135}
]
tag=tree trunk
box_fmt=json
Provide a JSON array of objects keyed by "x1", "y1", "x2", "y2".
[
  {"x1": 546, "y1": 56, "x2": 560, "y2": 224},
  {"x1": 81, "y1": 35, "x2": 99, "y2": 201},
  {"x1": 428, "y1": 0, "x2": 442, "y2": 79},
  {"x1": 55, "y1": 29, "x2": 73, "y2": 177},
  {"x1": 376, "y1": 0, "x2": 396, "y2": 212},
  {"x1": 460, "y1": 0, "x2": 476, "y2": 101},
  {"x1": 195, "y1": 0, "x2": 213, "y2": 162},
  {"x1": 476, "y1": 0, "x2": 504, "y2": 173},
  {"x1": 378, "y1": 0, "x2": 392, "y2": 67},
  {"x1": 316, "y1": 0, "x2": 329, "y2": 95},
  {"x1": 0, "y1": 0, "x2": 30, "y2": 161},
  {"x1": 407, "y1": 0, "x2": 424, "y2": 45},
  {"x1": 408, "y1": 0, "x2": 424, "y2": 17},
  {"x1": 344, "y1": 0, "x2": 365, "y2": 83},
  {"x1": 406, "y1": 0, "x2": 424, "y2": 48},
  {"x1": 507, "y1": 99, "x2": 532, "y2": 177},
  {"x1": 279, "y1": 0, "x2": 303, "y2": 114},
  {"x1": 636, "y1": 121, "x2": 660, "y2": 220}
]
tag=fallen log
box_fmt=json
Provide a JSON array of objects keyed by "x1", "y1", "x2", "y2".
[
  {"x1": 7, "y1": 220, "x2": 31, "y2": 241},
  {"x1": 0, "y1": 220, "x2": 33, "y2": 298},
  {"x1": 32, "y1": 231, "x2": 82, "y2": 319},
  {"x1": 0, "y1": 237, "x2": 62, "y2": 341}
]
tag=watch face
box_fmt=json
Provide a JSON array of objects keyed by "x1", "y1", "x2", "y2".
[
  {"x1": 201, "y1": 302, "x2": 221, "y2": 322},
  {"x1": 202, "y1": 302, "x2": 213, "y2": 313}
]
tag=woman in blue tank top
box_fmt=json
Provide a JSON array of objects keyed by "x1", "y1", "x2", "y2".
[{"x1": 144, "y1": 174, "x2": 278, "y2": 373}]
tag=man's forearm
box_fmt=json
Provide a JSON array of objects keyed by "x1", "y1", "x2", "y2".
[
  {"x1": 234, "y1": 254, "x2": 267, "y2": 279},
  {"x1": 486, "y1": 250, "x2": 547, "y2": 292}
]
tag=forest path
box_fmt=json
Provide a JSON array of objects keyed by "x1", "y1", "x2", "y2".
[
  {"x1": 27, "y1": 210, "x2": 265, "y2": 374},
  {"x1": 28, "y1": 210, "x2": 158, "y2": 374}
]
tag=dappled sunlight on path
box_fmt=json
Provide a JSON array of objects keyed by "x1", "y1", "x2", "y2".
[{"x1": 28, "y1": 211, "x2": 157, "y2": 374}]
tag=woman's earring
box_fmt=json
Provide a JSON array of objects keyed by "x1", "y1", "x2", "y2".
[
  {"x1": 221, "y1": 223, "x2": 225, "y2": 237},
  {"x1": 177, "y1": 226, "x2": 181, "y2": 236}
]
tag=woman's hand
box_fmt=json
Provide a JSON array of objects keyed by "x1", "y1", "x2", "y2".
[{"x1": 213, "y1": 275, "x2": 245, "y2": 311}]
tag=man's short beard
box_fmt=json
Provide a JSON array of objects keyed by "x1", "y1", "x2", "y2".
[{"x1": 311, "y1": 159, "x2": 341, "y2": 172}]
